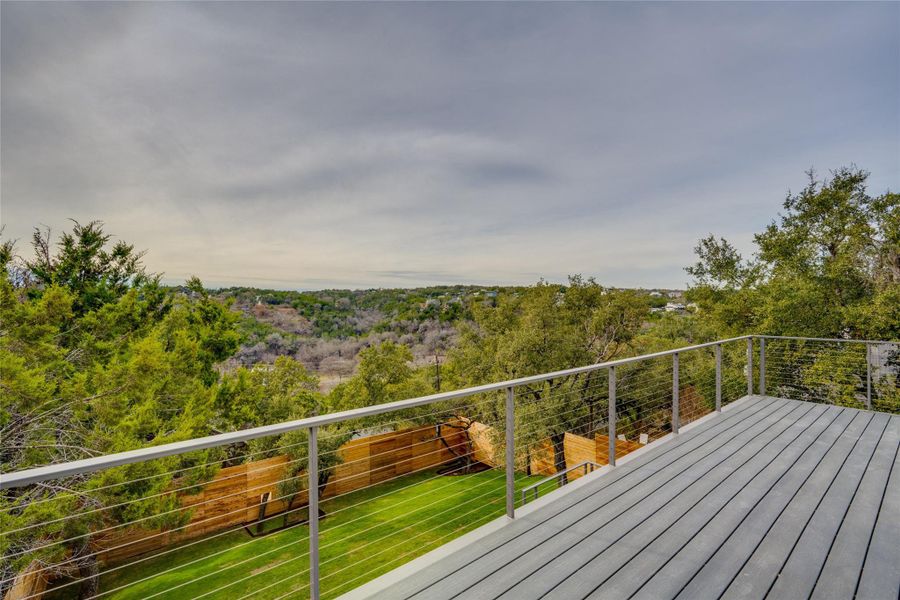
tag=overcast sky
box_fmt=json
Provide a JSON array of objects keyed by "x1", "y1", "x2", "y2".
[{"x1": 2, "y1": 2, "x2": 898, "y2": 290}]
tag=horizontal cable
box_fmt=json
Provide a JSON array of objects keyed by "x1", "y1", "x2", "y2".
[
  {"x1": 17, "y1": 446, "x2": 495, "y2": 594},
  {"x1": 0, "y1": 394, "x2": 506, "y2": 515},
  {"x1": 133, "y1": 470, "x2": 509, "y2": 600},
  {"x1": 248, "y1": 485, "x2": 507, "y2": 600},
  {"x1": 4, "y1": 439, "x2": 485, "y2": 580},
  {"x1": 4, "y1": 406, "x2": 508, "y2": 541}
]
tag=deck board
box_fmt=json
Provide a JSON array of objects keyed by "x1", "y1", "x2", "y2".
[
  {"x1": 810, "y1": 416, "x2": 899, "y2": 599},
  {"x1": 362, "y1": 397, "x2": 900, "y2": 600},
  {"x1": 600, "y1": 403, "x2": 842, "y2": 600},
  {"x1": 856, "y1": 420, "x2": 900, "y2": 600},
  {"x1": 662, "y1": 406, "x2": 856, "y2": 600}
]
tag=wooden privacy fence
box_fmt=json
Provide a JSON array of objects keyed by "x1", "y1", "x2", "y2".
[
  {"x1": 2, "y1": 562, "x2": 47, "y2": 600},
  {"x1": 92, "y1": 418, "x2": 642, "y2": 565},
  {"x1": 94, "y1": 424, "x2": 466, "y2": 564},
  {"x1": 466, "y1": 423, "x2": 643, "y2": 480}
]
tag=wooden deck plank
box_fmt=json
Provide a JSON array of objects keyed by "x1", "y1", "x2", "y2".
[
  {"x1": 384, "y1": 396, "x2": 783, "y2": 600},
  {"x1": 553, "y1": 403, "x2": 833, "y2": 600},
  {"x1": 766, "y1": 413, "x2": 889, "y2": 599},
  {"x1": 623, "y1": 404, "x2": 853, "y2": 600},
  {"x1": 856, "y1": 416, "x2": 900, "y2": 600},
  {"x1": 811, "y1": 416, "x2": 900, "y2": 600},
  {"x1": 652, "y1": 405, "x2": 858, "y2": 600},
  {"x1": 482, "y1": 402, "x2": 813, "y2": 600},
  {"x1": 360, "y1": 398, "x2": 899, "y2": 600},
  {"x1": 720, "y1": 411, "x2": 878, "y2": 600}
]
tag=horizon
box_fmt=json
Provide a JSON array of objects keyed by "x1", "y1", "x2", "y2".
[
  {"x1": 3, "y1": 2, "x2": 898, "y2": 290},
  {"x1": 176, "y1": 279, "x2": 686, "y2": 293}
]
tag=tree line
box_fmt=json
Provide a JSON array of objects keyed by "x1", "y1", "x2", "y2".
[{"x1": 1, "y1": 166, "x2": 897, "y2": 597}]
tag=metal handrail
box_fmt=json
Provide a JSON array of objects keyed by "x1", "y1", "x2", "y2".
[
  {"x1": 4, "y1": 333, "x2": 894, "y2": 600},
  {"x1": 520, "y1": 460, "x2": 602, "y2": 505},
  {"x1": 0, "y1": 335, "x2": 752, "y2": 489},
  {"x1": 757, "y1": 335, "x2": 898, "y2": 345}
]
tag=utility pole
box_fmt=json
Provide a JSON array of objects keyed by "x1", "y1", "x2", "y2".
[{"x1": 433, "y1": 352, "x2": 442, "y2": 391}]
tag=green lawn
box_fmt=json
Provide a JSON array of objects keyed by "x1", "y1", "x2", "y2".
[{"x1": 47, "y1": 469, "x2": 547, "y2": 600}]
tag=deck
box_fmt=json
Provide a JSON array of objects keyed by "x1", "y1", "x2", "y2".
[{"x1": 363, "y1": 396, "x2": 900, "y2": 600}]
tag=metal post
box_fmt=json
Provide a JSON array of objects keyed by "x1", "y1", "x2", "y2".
[
  {"x1": 715, "y1": 343, "x2": 722, "y2": 412},
  {"x1": 505, "y1": 387, "x2": 515, "y2": 519},
  {"x1": 866, "y1": 343, "x2": 872, "y2": 410},
  {"x1": 608, "y1": 366, "x2": 616, "y2": 467},
  {"x1": 759, "y1": 337, "x2": 766, "y2": 396},
  {"x1": 672, "y1": 352, "x2": 680, "y2": 434},
  {"x1": 747, "y1": 337, "x2": 754, "y2": 397},
  {"x1": 308, "y1": 426, "x2": 319, "y2": 600}
]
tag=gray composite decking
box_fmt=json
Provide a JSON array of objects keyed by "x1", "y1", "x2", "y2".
[{"x1": 368, "y1": 396, "x2": 900, "y2": 600}]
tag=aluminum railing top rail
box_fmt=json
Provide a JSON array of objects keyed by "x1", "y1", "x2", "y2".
[
  {"x1": 3, "y1": 334, "x2": 895, "y2": 600},
  {"x1": 758, "y1": 334, "x2": 894, "y2": 345},
  {"x1": 0, "y1": 335, "x2": 753, "y2": 490},
  {"x1": 19, "y1": 332, "x2": 896, "y2": 493}
]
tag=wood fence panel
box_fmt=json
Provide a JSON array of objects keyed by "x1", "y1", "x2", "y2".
[
  {"x1": 332, "y1": 439, "x2": 371, "y2": 496},
  {"x1": 595, "y1": 434, "x2": 643, "y2": 464},
  {"x1": 563, "y1": 432, "x2": 595, "y2": 480},
  {"x1": 91, "y1": 421, "x2": 634, "y2": 567},
  {"x1": 3, "y1": 561, "x2": 48, "y2": 600},
  {"x1": 467, "y1": 421, "x2": 498, "y2": 467},
  {"x1": 529, "y1": 440, "x2": 556, "y2": 476}
]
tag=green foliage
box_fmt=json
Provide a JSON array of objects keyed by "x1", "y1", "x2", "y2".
[
  {"x1": 25, "y1": 220, "x2": 158, "y2": 316},
  {"x1": 685, "y1": 166, "x2": 899, "y2": 416},
  {"x1": 687, "y1": 167, "x2": 900, "y2": 340},
  {"x1": 445, "y1": 277, "x2": 649, "y2": 471},
  {"x1": 214, "y1": 356, "x2": 351, "y2": 519},
  {"x1": 330, "y1": 341, "x2": 432, "y2": 412},
  {"x1": 0, "y1": 223, "x2": 238, "y2": 592},
  {"x1": 216, "y1": 285, "x2": 487, "y2": 339}
]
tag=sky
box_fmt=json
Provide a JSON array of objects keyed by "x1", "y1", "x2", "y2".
[{"x1": 2, "y1": 2, "x2": 898, "y2": 291}]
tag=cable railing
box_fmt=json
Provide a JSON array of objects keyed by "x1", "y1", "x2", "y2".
[
  {"x1": 1, "y1": 334, "x2": 896, "y2": 600},
  {"x1": 757, "y1": 335, "x2": 899, "y2": 413}
]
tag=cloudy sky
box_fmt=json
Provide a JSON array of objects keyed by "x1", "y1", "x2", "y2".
[{"x1": 2, "y1": 2, "x2": 898, "y2": 290}]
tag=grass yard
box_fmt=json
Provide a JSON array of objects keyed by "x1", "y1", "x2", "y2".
[{"x1": 46, "y1": 469, "x2": 548, "y2": 600}]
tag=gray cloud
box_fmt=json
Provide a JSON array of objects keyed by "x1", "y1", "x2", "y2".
[{"x1": 2, "y1": 1, "x2": 898, "y2": 290}]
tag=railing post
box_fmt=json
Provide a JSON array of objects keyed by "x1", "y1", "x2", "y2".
[
  {"x1": 308, "y1": 426, "x2": 319, "y2": 600},
  {"x1": 505, "y1": 386, "x2": 515, "y2": 519},
  {"x1": 759, "y1": 337, "x2": 766, "y2": 396},
  {"x1": 746, "y1": 337, "x2": 754, "y2": 397},
  {"x1": 866, "y1": 343, "x2": 872, "y2": 410},
  {"x1": 715, "y1": 343, "x2": 722, "y2": 412},
  {"x1": 608, "y1": 366, "x2": 616, "y2": 467},
  {"x1": 672, "y1": 352, "x2": 680, "y2": 434}
]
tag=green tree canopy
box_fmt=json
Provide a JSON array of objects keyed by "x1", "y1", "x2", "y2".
[
  {"x1": 687, "y1": 167, "x2": 899, "y2": 339},
  {"x1": 445, "y1": 277, "x2": 649, "y2": 478},
  {"x1": 1, "y1": 223, "x2": 239, "y2": 596}
]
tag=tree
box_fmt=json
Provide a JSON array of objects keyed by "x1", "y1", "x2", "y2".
[
  {"x1": 687, "y1": 167, "x2": 899, "y2": 339},
  {"x1": 685, "y1": 166, "x2": 899, "y2": 410},
  {"x1": 217, "y1": 357, "x2": 351, "y2": 526},
  {"x1": 329, "y1": 341, "x2": 431, "y2": 412},
  {"x1": 445, "y1": 277, "x2": 648, "y2": 481},
  {"x1": 0, "y1": 224, "x2": 237, "y2": 598},
  {"x1": 26, "y1": 220, "x2": 156, "y2": 316}
]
